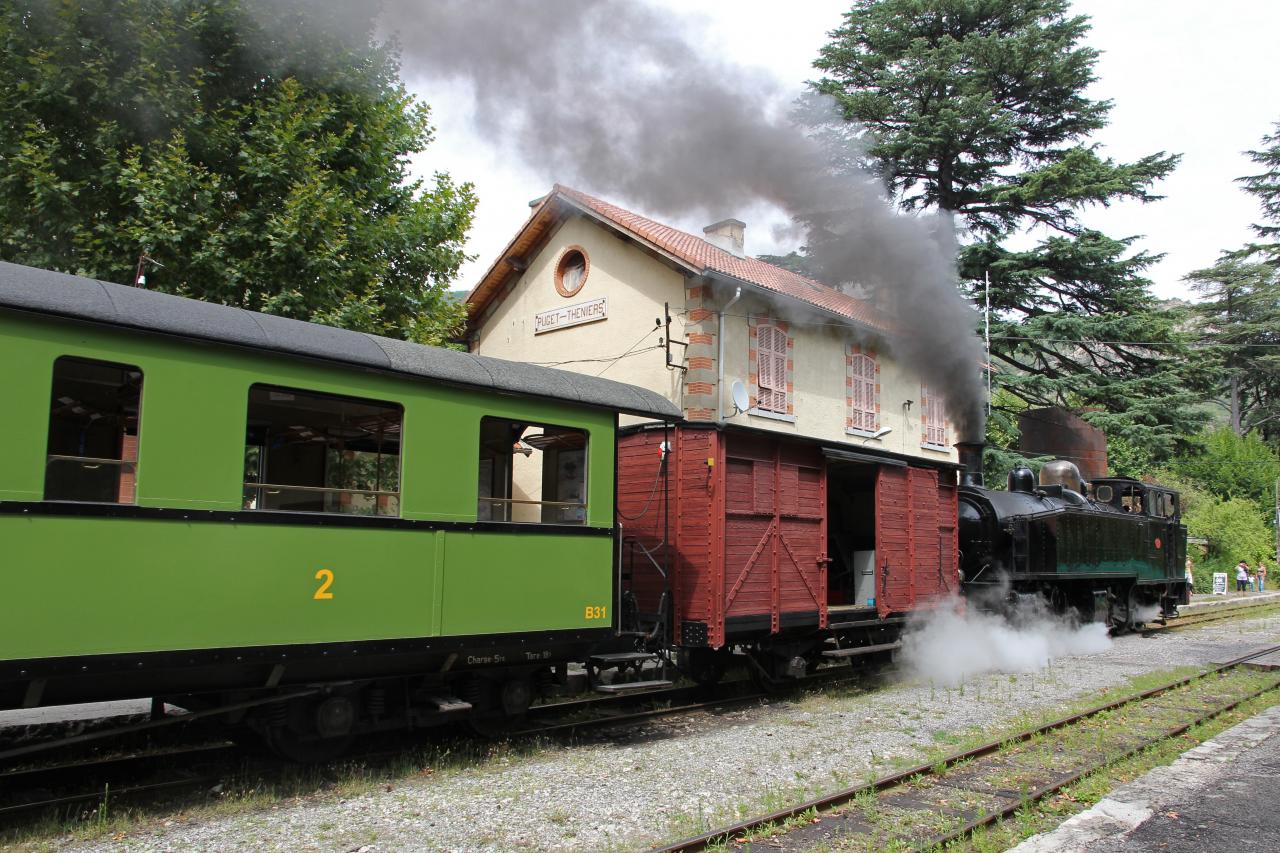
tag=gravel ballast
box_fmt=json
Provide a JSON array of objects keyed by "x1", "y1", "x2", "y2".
[{"x1": 43, "y1": 612, "x2": 1280, "y2": 853}]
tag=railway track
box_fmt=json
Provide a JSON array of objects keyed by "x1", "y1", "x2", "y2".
[
  {"x1": 0, "y1": 666, "x2": 863, "y2": 827},
  {"x1": 0, "y1": 742, "x2": 234, "y2": 824},
  {"x1": 4, "y1": 600, "x2": 1271, "y2": 833},
  {"x1": 652, "y1": 644, "x2": 1280, "y2": 852}
]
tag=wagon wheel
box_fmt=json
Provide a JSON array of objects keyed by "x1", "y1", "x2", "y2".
[
  {"x1": 683, "y1": 647, "x2": 731, "y2": 688},
  {"x1": 466, "y1": 674, "x2": 533, "y2": 737},
  {"x1": 263, "y1": 725, "x2": 353, "y2": 763},
  {"x1": 260, "y1": 695, "x2": 357, "y2": 763},
  {"x1": 744, "y1": 650, "x2": 785, "y2": 695}
]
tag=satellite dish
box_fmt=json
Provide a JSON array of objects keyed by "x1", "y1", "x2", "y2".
[{"x1": 730, "y1": 380, "x2": 750, "y2": 414}]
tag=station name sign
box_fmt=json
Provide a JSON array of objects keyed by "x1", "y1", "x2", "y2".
[{"x1": 534, "y1": 297, "x2": 607, "y2": 335}]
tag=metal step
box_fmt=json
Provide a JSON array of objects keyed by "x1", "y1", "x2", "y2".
[
  {"x1": 821, "y1": 641, "x2": 902, "y2": 659},
  {"x1": 428, "y1": 695, "x2": 473, "y2": 712},
  {"x1": 589, "y1": 651, "x2": 659, "y2": 664},
  {"x1": 594, "y1": 679, "x2": 673, "y2": 693}
]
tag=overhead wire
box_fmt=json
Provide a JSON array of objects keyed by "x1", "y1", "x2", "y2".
[
  {"x1": 523, "y1": 324, "x2": 661, "y2": 369},
  {"x1": 595, "y1": 324, "x2": 663, "y2": 377}
]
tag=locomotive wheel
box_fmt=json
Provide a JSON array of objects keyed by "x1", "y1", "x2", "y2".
[
  {"x1": 1105, "y1": 586, "x2": 1136, "y2": 635},
  {"x1": 1047, "y1": 586, "x2": 1068, "y2": 617},
  {"x1": 1126, "y1": 586, "x2": 1144, "y2": 632}
]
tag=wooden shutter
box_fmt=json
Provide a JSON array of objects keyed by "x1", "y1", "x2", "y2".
[
  {"x1": 851, "y1": 354, "x2": 876, "y2": 431},
  {"x1": 922, "y1": 384, "x2": 947, "y2": 446},
  {"x1": 757, "y1": 325, "x2": 787, "y2": 413}
]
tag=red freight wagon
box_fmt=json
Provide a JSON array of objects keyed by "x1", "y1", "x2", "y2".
[{"x1": 618, "y1": 425, "x2": 959, "y2": 682}]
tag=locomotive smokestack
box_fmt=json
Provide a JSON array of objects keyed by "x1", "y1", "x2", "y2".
[{"x1": 956, "y1": 441, "x2": 984, "y2": 488}]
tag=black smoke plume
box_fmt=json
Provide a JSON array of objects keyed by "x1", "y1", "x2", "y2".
[{"x1": 260, "y1": 0, "x2": 989, "y2": 437}]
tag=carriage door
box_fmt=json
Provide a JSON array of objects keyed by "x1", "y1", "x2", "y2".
[
  {"x1": 723, "y1": 436, "x2": 826, "y2": 633},
  {"x1": 874, "y1": 465, "x2": 957, "y2": 617}
]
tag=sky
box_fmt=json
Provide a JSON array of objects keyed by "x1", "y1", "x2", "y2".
[{"x1": 404, "y1": 0, "x2": 1280, "y2": 301}]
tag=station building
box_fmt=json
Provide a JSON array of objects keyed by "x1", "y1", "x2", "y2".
[{"x1": 464, "y1": 186, "x2": 963, "y2": 636}]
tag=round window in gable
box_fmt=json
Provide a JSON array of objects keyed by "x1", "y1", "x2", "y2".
[{"x1": 554, "y1": 246, "x2": 589, "y2": 298}]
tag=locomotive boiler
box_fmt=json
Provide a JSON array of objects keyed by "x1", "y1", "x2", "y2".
[{"x1": 956, "y1": 442, "x2": 1188, "y2": 631}]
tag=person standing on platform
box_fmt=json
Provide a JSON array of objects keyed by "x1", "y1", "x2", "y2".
[
  {"x1": 1237, "y1": 560, "x2": 1250, "y2": 593},
  {"x1": 1183, "y1": 558, "x2": 1195, "y2": 604},
  {"x1": 1257, "y1": 560, "x2": 1267, "y2": 593}
]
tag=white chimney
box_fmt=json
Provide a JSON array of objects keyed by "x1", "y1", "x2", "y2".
[{"x1": 703, "y1": 218, "x2": 746, "y2": 258}]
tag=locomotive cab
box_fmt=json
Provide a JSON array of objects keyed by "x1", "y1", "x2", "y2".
[{"x1": 1091, "y1": 478, "x2": 1180, "y2": 522}]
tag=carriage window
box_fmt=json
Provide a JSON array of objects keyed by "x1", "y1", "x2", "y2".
[
  {"x1": 478, "y1": 418, "x2": 587, "y2": 524},
  {"x1": 45, "y1": 357, "x2": 143, "y2": 503},
  {"x1": 243, "y1": 385, "x2": 401, "y2": 516}
]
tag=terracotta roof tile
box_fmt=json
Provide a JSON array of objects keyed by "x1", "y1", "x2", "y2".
[
  {"x1": 465, "y1": 184, "x2": 891, "y2": 334},
  {"x1": 553, "y1": 185, "x2": 890, "y2": 332}
]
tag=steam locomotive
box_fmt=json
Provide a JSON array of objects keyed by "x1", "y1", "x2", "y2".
[{"x1": 955, "y1": 442, "x2": 1188, "y2": 631}]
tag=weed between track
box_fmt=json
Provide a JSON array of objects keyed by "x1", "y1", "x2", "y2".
[
  {"x1": 687, "y1": 668, "x2": 1280, "y2": 853},
  {"x1": 948, "y1": 675, "x2": 1280, "y2": 853}
]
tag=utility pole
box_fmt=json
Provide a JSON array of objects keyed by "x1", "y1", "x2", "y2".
[{"x1": 984, "y1": 271, "x2": 992, "y2": 416}]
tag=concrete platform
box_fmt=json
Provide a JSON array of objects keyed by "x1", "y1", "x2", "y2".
[
  {"x1": 1010, "y1": 704, "x2": 1280, "y2": 852},
  {"x1": 1182, "y1": 589, "x2": 1280, "y2": 615}
]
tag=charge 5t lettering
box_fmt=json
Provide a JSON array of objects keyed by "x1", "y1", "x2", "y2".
[
  {"x1": 314, "y1": 568, "x2": 335, "y2": 600},
  {"x1": 584, "y1": 605, "x2": 607, "y2": 620}
]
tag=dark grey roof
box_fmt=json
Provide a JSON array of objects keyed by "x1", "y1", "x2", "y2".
[{"x1": 0, "y1": 261, "x2": 681, "y2": 420}]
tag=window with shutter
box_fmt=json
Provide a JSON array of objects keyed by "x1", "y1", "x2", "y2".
[
  {"x1": 850, "y1": 353, "x2": 877, "y2": 431},
  {"x1": 922, "y1": 384, "x2": 948, "y2": 447},
  {"x1": 756, "y1": 324, "x2": 788, "y2": 413}
]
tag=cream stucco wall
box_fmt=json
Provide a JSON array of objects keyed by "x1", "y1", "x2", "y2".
[
  {"x1": 472, "y1": 214, "x2": 688, "y2": 415},
  {"x1": 471, "y1": 213, "x2": 958, "y2": 466},
  {"x1": 471, "y1": 215, "x2": 691, "y2": 514},
  {"x1": 717, "y1": 290, "x2": 959, "y2": 464}
]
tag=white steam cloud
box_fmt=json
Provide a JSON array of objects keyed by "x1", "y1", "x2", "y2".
[{"x1": 900, "y1": 598, "x2": 1112, "y2": 688}]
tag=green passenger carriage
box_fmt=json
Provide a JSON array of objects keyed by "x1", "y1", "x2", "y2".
[{"x1": 0, "y1": 261, "x2": 678, "y2": 755}]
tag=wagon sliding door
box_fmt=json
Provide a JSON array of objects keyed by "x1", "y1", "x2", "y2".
[
  {"x1": 722, "y1": 436, "x2": 826, "y2": 636},
  {"x1": 874, "y1": 465, "x2": 958, "y2": 617}
]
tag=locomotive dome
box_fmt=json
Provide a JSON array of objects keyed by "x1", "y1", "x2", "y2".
[{"x1": 1039, "y1": 458, "x2": 1085, "y2": 493}]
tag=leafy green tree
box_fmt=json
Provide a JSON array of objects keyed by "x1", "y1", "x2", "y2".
[
  {"x1": 1184, "y1": 256, "x2": 1280, "y2": 439},
  {"x1": 1169, "y1": 426, "x2": 1280, "y2": 508},
  {"x1": 0, "y1": 0, "x2": 475, "y2": 343},
  {"x1": 1240, "y1": 121, "x2": 1280, "y2": 266},
  {"x1": 1155, "y1": 471, "x2": 1272, "y2": 590},
  {"x1": 812, "y1": 0, "x2": 1206, "y2": 458},
  {"x1": 1184, "y1": 494, "x2": 1273, "y2": 585}
]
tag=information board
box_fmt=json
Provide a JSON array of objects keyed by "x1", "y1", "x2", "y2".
[{"x1": 1212, "y1": 572, "x2": 1228, "y2": 595}]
